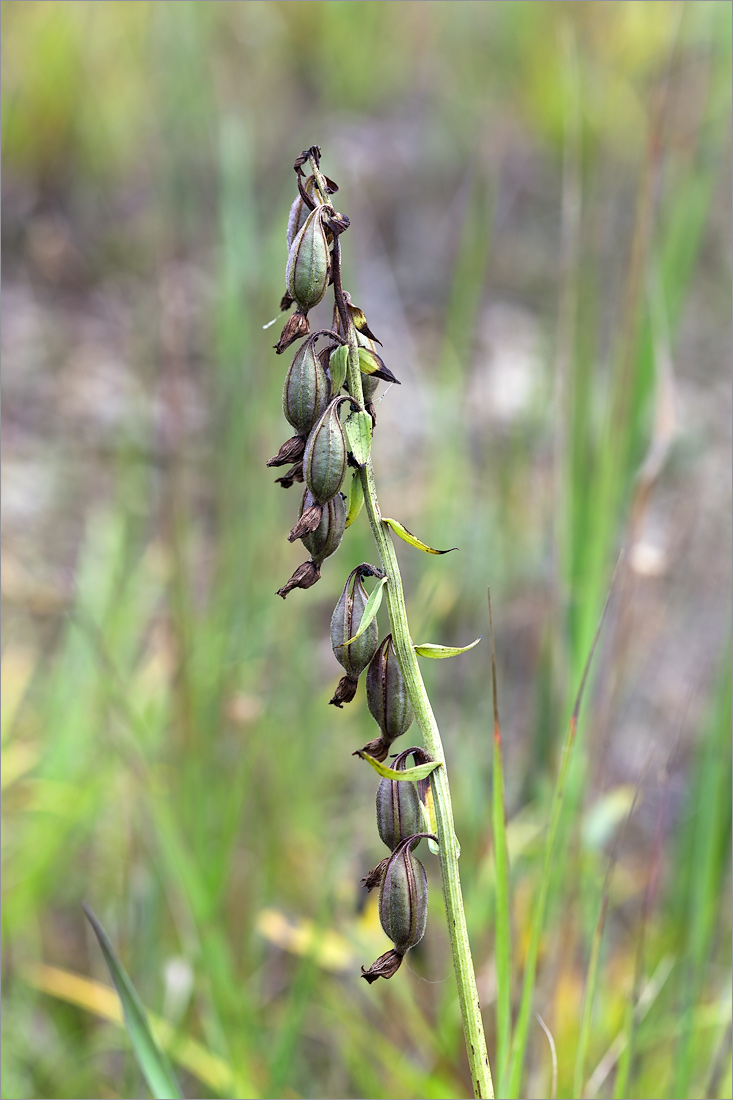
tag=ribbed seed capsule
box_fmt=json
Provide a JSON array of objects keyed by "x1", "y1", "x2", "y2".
[
  {"x1": 366, "y1": 634, "x2": 414, "y2": 743},
  {"x1": 300, "y1": 489, "x2": 346, "y2": 564},
  {"x1": 329, "y1": 566, "x2": 381, "y2": 706},
  {"x1": 379, "y1": 841, "x2": 428, "y2": 954},
  {"x1": 283, "y1": 336, "x2": 330, "y2": 437},
  {"x1": 376, "y1": 751, "x2": 422, "y2": 850},
  {"x1": 286, "y1": 206, "x2": 330, "y2": 313},
  {"x1": 286, "y1": 175, "x2": 317, "y2": 250},
  {"x1": 303, "y1": 397, "x2": 349, "y2": 505}
]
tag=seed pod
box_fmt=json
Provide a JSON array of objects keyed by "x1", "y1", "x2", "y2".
[
  {"x1": 286, "y1": 206, "x2": 330, "y2": 313},
  {"x1": 283, "y1": 336, "x2": 330, "y2": 437},
  {"x1": 286, "y1": 175, "x2": 317, "y2": 250},
  {"x1": 379, "y1": 841, "x2": 429, "y2": 954},
  {"x1": 376, "y1": 749, "x2": 423, "y2": 850},
  {"x1": 366, "y1": 634, "x2": 414, "y2": 744},
  {"x1": 301, "y1": 489, "x2": 346, "y2": 564},
  {"x1": 303, "y1": 397, "x2": 349, "y2": 505},
  {"x1": 361, "y1": 834, "x2": 436, "y2": 985},
  {"x1": 329, "y1": 565, "x2": 381, "y2": 706}
]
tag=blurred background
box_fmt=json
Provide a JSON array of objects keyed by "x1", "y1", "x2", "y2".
[{"x1": 2, "y1": 2, "x2": 731, "y2": 1098}]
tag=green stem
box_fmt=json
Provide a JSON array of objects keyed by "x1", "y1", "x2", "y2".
[{"x1": 310, "y1": 153, "x2": 494, "y2": 1099}]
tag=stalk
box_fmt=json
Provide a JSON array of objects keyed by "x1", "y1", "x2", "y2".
[{"x1": 311, "y1": 156, "x2": 494, "y2": 1100}]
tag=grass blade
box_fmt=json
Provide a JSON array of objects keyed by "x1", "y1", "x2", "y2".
[
  {"x1": 83, "y1": 903, "x2": 183, "y2": 1100},
  {"x1": 488, "y1": 591, "x2": 512, "y2": 1094},
  {"x1": 506, "y1": 568, "x2": 618, "y2": 1098}
]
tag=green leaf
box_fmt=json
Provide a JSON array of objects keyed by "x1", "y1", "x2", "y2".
[
  {"x1": 345, "y1": 472, "x2": 364, "y2": 529},
  {"x1": 354, "y1": 751, "x2": 441, "y2": 782},
  {"x1": 382, "y1": 517, "x2": 457, "y2": 555},
  {"x1": 328, "y1": 344, "x2": 349, "y2": 394},
  {"x1": 83, "y1": 904, "x2": 183, "y2": 1100},
  {"x1": 414, "y1": 638, "x2": 481, "y2": 658},
  {"x1": 343, "y1": 409, "x2": 372, "y2": 468},
  {"x1": 337, "y1": 576, "x2": 387, "y2": 648}
]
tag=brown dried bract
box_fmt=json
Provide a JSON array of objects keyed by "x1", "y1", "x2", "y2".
[
  {"x1": 360, "y1": 948, "x2": 404, "y2": 984},
  {"x1": 276, "y1": 559, "x2": 321, "y2": 599},
  {"x1": 329, "y1": 674, "x2": 359, "y2": 708},
  {"x1": 275, "y1": 461, "x2": 304, "y2": 489},
  {"x1": 274, "y1": 310, "x2": 310, "y2": 355},
  {"x1": 359, "y1": 736, "x2": 392, "y2": 763},
  {"x1": 267, "y1": 435, "x2": 306, "y2": 468},
  {"x1": 288, "y1": 502, "x2": 323, "y2": 541}
]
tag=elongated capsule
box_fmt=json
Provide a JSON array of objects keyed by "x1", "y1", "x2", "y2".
[
  {"x1": 283, "y1": 337, "x2": 330, "y2": 437},
  {"x1": 329, "y1": 566, "x2": 381, "y2": 706},
  {"x1": 366, "y1": 634, "x2": 414, "y2": 744},
  {"x1": 286, "y1": 206, "x2": 330, "y2": 313},
  {"x1": 376, "y1": 750, "x2": 422, "y2": 850},
  {"x1": 286, "y1": 175, "x2": 317, "y2": 250},
  {"x1": 301, "y1": 489, "x2": 346, "y2": 564},
  {"x1": 361, "y1": 834, "x2": 435, "y2": 984},
  {"x1": 303, "y1": 397, "x2": 349, "y2": 505}
]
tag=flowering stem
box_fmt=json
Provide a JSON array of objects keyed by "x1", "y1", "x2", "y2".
[{"x1": 313, "y1": 157, "x2": 494, "y2": 1100}]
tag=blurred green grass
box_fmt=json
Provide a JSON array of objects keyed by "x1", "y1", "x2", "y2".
[{"x1": 2, "y1": 2, "x2": 731, "y2": 1098}]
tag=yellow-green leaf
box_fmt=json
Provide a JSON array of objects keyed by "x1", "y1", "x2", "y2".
[
  {"x1": 337, "y1": 576, "x2": 387, "y2": 648},
  {"x1": 343, "y1": 409, "x2": 372, "y2": 468},
  {"x1": 382, "y1": 517, "x2": 458, "y2": 555},
  {"x1": 354, "y1": 751, "x2": 442, "y2": 782},
  {"x1": 328, "y1": 344, "x2": 349, "y2": 394},
  {"x1": 414, "y1": 638, "x2": 481, "y2": 658},
  {"x1": 345, "y1": 472, "x2": 364, "y2": 528}
]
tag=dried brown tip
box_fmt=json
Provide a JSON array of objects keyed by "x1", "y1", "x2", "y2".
[
  {"x1": 329, "y1": 675, "x2": 359, "y2": 708},
  {"x1": 288, "y1": 501, "x2": 323, "y2": 541},
  {"x1": 267, "y1": 435, "x2": 306, "y2": 468},
  {"x1": 279, "y1": 292, "x2": 294, "y2": 312},
  {"x1": 275, "y1": 461, "x2": 304, "y2": 489},
  {"x1": 360, "y1": 857, "x2": 389, "y2": 892},
  {"x1": 361, "y1": 948, "x2": 404, "y2": 984},
  {"x1": 359, "y1": 736, "x2": 392, "y2": 763},
  {"x1": 274, "y1": 310, "x2": 310, "y2": 354},
  {"x1": 276, "y1": 559, "x2": 321, "y2": 599}
]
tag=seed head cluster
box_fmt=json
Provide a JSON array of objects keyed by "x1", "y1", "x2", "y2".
[{"x1": 269, "y1": 148, "x2": 435, "y2": 982}]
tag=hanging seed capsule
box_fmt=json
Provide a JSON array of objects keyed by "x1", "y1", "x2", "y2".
[
  {"x1": 303, "y1": 397, "x2": 349, "y2": 505},
  {"x1": 301, "y1": 489, "x2": 346, "y2": 564},
  {"x1": 376, "y1": 749, "x2": 423, "y2": 850},
  {"x1": 283, "y1": 336, "x2": 330, "y2": 437},
  {"x1": 361, "y1": 834, "x2": 435, "y2": 984},
  {"x1": 286, "y1": 206, "x2": 330, "y2": 313},
  {"x1": 366, "y1": 634, "x2": 414, "y2": 744},
  {"x1": 329, "y1": 565, "x2": 381, "y2": 707},
  {"x1": 286, "y1": 175, "x2": 317, "y2": 251}
]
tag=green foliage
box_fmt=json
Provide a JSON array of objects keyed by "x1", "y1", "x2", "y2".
[{"x1": 2, "y1": 3, "x2": 730, "y2": 1098}]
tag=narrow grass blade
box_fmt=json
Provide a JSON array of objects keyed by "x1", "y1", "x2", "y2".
[
  {"x1": 24, "y1": 962, "x2": 242, "y2": 1097},
  {"x1": 353, "y1": 750, "x2": 441, "y2": 783},
  {"x1": 83, "y1": 904, "x2": 183, "y2": 1100},
  {"x1": 506, "y1": 568, "x2": 618, "y2": 1098},
  {"x1": 574, "y1": 753, "x2": 651, "y2": 1097},
  {"x1": 414, "y1": 638, "x2": 481, "y2": 658},
  {"x1": 337, "y1": 576, "x2": 387, "y2": 648},
  {"x1": 488, "y1": 592, "x2": 512, "y2": 1094},
  {"x1": 382, "y1": 517, "x2": 457, "y2": 555}
]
